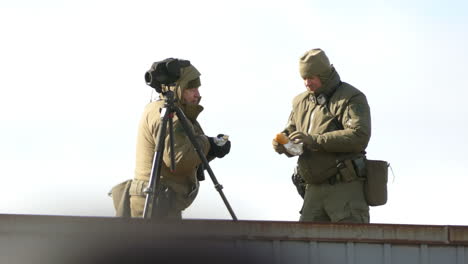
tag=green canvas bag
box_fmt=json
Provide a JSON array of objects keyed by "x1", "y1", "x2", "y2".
[{"x1": 364, "y1": 160, "x2": 389, "y2": 206}]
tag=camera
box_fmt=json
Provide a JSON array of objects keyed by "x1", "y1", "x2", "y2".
[{"x1": 144, "y1": 58, "x2": 191, "y2": 93}]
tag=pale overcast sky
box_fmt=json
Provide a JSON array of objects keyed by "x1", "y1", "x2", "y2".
[{"x1": 1, "y1": 0, "x2": 468, "y2": 225}]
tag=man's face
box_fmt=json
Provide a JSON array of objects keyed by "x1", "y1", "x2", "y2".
[
  {"x1": 182, "y1": 87, "x2": 201, "y2": 105},
  {"x1": 304, "y1": 76, "x2": 322, "y2": 92}
]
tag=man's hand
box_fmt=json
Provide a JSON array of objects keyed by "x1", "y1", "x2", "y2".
[
  {"x1": 272, "y1": 139, "x2": 286, "y2": 154},
  {"x1": 208, "y1": 137, "x2": 231, "y2": 158},
  {"x1": 289, "y1": 131, "x2": 315, "y2": 146},
  {"x1": 272, "y1": 138, "x2": 295, "y2": 157}
]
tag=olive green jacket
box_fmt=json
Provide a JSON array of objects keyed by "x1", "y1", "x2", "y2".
[
  {"x1": 284, "y1": 67, "x2": 371, "y2": 183},
  {"x1": 133, "y1": 100, "x2": 210, "y2": 186}
]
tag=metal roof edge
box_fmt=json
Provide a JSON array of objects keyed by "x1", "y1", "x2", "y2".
[{"x1": 1, "y1": 214, "x2": 468, "y2": 245}]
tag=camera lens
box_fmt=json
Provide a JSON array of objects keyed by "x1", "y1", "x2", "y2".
[{"x1": 144, "y1": 71, "x2": 153, "y2": 85}]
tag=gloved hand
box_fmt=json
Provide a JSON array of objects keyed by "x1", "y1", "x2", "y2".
[
  {"x1": 289, "y1": 131, "x2": 315, "y2": 146},
  {"x1": 208, "y1": 137, "x2": 231, "y2": 158},
  {"x1": 272, "y1": 139, "x2": 286, "y2": 154},
  {"x1": 272, "y1": 138, "x2": 295, "y2": 157}
]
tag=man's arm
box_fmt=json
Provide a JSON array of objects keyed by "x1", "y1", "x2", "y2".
[
  {"x1": 290, "y1": 93, "x2": 371, "y2": 153},
  {"x1": 162, "y1": 119, "x2": 210, "y2": 174},
  {"x1": 272, "y1": 110, "x2": 297, "y2": 157}
]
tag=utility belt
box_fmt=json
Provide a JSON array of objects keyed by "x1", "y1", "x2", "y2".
[
  {"x1": 325, "y1": 157, "x2": 389, "y2": 207},
  {"x1": 294, "y1": 155, "x2": 389, "y2": 207},
  {"x1": 296, "y1": 151, "x2": 365, "y2": 185},
  {"x1": 330, "y1": 156, "x2": 367, "y2": 185},
  {"x1": 292, "y1": 155, "x2": 365, "y2": 198},
  {"x1": 314, "y1": 158, "x2": 364, "y2": 185}
]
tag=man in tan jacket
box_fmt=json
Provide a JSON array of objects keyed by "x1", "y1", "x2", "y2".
[
  {"x1": 273, "y1": 49, "x2": 371, "y2": 223},
  {"x1": 129, "y1": 61, "x2": 231, "y2": 219}
]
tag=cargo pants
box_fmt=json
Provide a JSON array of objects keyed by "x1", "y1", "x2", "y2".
[{"x1": 299, "y1": 179, "x2": 369, "y2": 223}]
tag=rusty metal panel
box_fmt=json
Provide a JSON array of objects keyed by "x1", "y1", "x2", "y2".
[
  {"x1": 2, "y1": 214, "x2": 468, "y2": 264},
  {"x1": 450, "y1": 226, "x2": 468, "y2": 245},
  {"x1": 234, "y1": 240, "x2": 468, "y2": 264}
]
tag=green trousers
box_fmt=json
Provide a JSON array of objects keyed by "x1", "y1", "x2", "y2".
[{"x1": 300, "y1": 179, "x2": 369, "y2": 223}]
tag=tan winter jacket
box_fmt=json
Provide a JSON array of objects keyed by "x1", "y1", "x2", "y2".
[
  {"x1": 134, "y1": 100, "x2": 210, "y2": 186},
  {"x1": 134, "y1": 65, "x2": 210, "y2": 187}
]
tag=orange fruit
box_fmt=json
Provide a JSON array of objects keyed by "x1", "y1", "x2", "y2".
[{"x1": 275, "y1": 133, "x2": 289, "y2": 144}]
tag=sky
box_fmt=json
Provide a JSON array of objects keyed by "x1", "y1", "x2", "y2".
[{"x1": 1, "y1": 0, "x2": 468, "y2": 225}]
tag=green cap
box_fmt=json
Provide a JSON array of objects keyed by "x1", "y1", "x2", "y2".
[
  {"x1": 187, "y1": 77, "x2": 201, "y2": 89},
  {"x1": 299, "y1": 49, "x2": 331, "y2": 79},
  {"x1": 175, "y1": 64, "x2": 201, "y2": 100}
]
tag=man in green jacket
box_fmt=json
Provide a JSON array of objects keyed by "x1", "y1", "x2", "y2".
[
  {"x1": 130, "y1": 60, "x2": 231, "y2": 219},
  {"x1": 273, "y1": 49, "x2": 371, "y2": 223}
]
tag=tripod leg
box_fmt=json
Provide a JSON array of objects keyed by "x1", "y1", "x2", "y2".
[
  {"x1": 173, "y1": 106, "x2": 238, "y2": 221},
  {"x1": 142, "y1": 108, "x2": 170, "y2": 219},
  {"x1": 168, "y1": 114, "x2": 176, "y2": 172}
]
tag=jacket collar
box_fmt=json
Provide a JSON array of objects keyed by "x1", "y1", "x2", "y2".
[
  {"x1": 309, "y1": 67, "x2": 342, "y2": 103},
  {"x1": 180, "y1": 103, "x2": 204, "y2": 122}
]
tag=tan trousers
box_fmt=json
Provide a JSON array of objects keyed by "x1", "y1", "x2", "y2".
[
  {"x1": 129, "y1": 179, "x2": 199, "y2": 219},
  {"x1": 130, "y1": 195, "x2": 182, "y2": 219}
]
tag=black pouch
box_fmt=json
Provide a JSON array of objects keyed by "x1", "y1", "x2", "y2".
[
  {"x1": 352, "y1": 156, "x2": 367, "y2": 178},
  {"x1": 336, "y1": 160, "x2": 358, "y2": 182},
  {"x1": 291, "y1": 166, "x2": 306, "y2": 198}
]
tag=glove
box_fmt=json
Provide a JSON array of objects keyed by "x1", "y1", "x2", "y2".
[
  {"x1": 208, "y1": 137, "x2": 231, "y2": 158},
  {"x1": 272, "y1": 138, "x2": 296, "y2": 157},
  {"x1": 272, "y1": 139, "x2": 286, "y2": 154},
  {"x1": 289, "y1": 131, "x2": 316, "y2": 148}
]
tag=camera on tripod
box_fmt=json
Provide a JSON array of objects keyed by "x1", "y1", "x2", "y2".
[{"x1": 144, "y1": 58, "x2": 191, "y2": 93}]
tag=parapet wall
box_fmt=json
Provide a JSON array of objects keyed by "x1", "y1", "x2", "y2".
[{"x1": 1, "y1": 214, "x2": 467, "y2": 264}]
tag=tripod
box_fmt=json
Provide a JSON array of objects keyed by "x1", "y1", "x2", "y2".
[{"x1": 142, "y1": 89, "x2": 237, "y2": 221}]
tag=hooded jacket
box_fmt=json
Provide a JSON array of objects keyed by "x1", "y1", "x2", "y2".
[
  {"x1": 134, "y1": 65, "x2": 210, "y2": 188},
  {"x1": 284, "y1": 67, "x2": 371, "y2": 184}
]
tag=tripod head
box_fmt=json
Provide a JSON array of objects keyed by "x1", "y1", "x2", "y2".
[{"x1": 160, "y1": 89, "x2": 176, "y2": 105}]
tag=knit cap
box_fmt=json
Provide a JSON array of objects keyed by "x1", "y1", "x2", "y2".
[{"x1": 299, "y1": 48, "x2": 332, "y2": 79}]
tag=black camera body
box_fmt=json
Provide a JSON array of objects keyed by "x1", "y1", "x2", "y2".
[{"x1": 144, "y1": 58, "x2": 191, "y2": 93}]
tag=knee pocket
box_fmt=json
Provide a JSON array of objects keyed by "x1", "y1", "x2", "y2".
[
  {"x1": 129, "y1": 179, "x2": 148, "y2": 196},
  {"x1": 130, "y1": 196, "x2": 146, "y2": 217}
]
